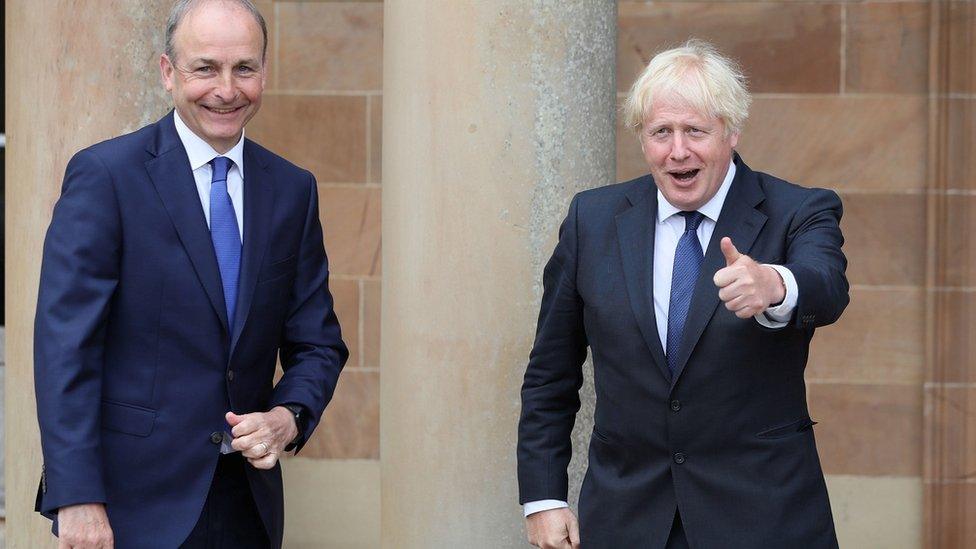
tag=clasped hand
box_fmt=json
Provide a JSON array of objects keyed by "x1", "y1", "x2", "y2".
[
  {"x1": 227, "y1": 406, "x2": 298, "y2": 470},
  {"x1": 526, "y1": 508, "x2": 580, "y2": 549},
  {"x1": 713, "y1": 237, "x2": 785, "y2": 319}
]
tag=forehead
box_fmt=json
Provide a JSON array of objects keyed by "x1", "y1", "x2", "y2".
[
  {"x1": 172, "y1": 2, "x2": 263, "y2": 58},
  {"x1": 644, "y1": 97, "x2": 720, "y2": 128}
]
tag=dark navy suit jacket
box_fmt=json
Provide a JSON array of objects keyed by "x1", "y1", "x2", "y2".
[
  {"x1": 517, "y1": 156, "x2": 848, "y2": 548},
  {"x1": 34, "y1": 111, "x2": 348, "y2": 549}
]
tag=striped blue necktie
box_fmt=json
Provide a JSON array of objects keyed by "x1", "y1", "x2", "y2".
[
  {"x1": 209, "y1": 156, "x2": 241, "y2": 329},
  {"x1": 666, "y1": 211, "x2": 705, "y2": 377}
]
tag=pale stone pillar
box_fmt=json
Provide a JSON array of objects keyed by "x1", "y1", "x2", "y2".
[
  {"x1": 381, "y1": 2, "x2": 616, "y2": 546},
  {"x1": 6, "y1": 2, "x2": 170, "y2": 546}
]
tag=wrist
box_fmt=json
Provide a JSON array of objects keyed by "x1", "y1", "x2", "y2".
[
  {"x1": 765, "y1": 266, "x2": 786, "y2": 306},
  {"x1": 277, "y1": 404, "x2": 305, "y2": 450}
]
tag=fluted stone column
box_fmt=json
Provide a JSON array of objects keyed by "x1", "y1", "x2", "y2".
[
  {"x1": 6, "y1": 2, "x2": 170, "y2": 546},
  {"x1": 381, "y1": 2, "x2": 616, "y2": 546}
]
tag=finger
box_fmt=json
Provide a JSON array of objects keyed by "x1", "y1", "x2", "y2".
[
  {"x1": 713, "y1": 265, "x2": 738, "y2": 288},
  {"x1": 727, "y1": 292, "x2": 758, "y2": 314},
  {"x1": 248, "y1": 451, "x2": 279, "y2": 470},
  {"x1": 726, "y1": 294, "x2": 757, "y2": 318},
  {"x1": 230, "y1": 414, "x2": 262, "y2": 437},
  {"x1": 718, "y1": 282, "x2": 742, "y2": 303},
  {"x1": 568, "y1": 516, "x2": 581, "y2": 548},
  {"x1": 735, "y1": 307, "x2": 756, "y2": 320},
  {"x1": 225, "y1": 411, "x2": 245, "y2": 427},
  {"x1": 721, "y1": 237, "x2": 741, "y2": 266},
  {"x1": 239, "y1": 441, "x2": 270, "y2": 459},
  {"x1": 231, "y1": 431, "x2": 268, "y2": 454}
]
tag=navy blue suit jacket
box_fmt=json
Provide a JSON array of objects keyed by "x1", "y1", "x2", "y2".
[
  {"x1": 34, "y1": 111, "x2": 348, "y2": 549},
  {"x1": 517, "y1": 155, "x2": 848, "y2": 548}
]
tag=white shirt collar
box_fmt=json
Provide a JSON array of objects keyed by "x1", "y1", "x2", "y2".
[
  {"x1": 173, "y1": 110, "x2": 246, "y2": 175},
  {"x1": 657, "y1": 158, "x2": 737, "y2": 224}
]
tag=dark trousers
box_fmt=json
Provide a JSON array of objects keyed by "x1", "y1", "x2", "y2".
[
  {"x1": 179, "y1": 453, "x2": 271, "y2": 549},
  {"x1": 666, "y1": 510, "x2": 690, "y2": 549}
]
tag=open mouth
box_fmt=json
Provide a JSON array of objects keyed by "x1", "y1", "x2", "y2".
[
  {"x1": 669, "y1": 168, "x2": 700, "y2": 182},
  {"x1": 204, "y1": 105, "x2": 244, "y2": 115}
]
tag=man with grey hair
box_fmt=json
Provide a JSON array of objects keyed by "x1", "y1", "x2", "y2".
[
  {"x1": 518, "y1": 39, "x2": 847, "y2": 548},
  {"x1": 34, "y1": 1, "x2": 347, "y2": 547}
]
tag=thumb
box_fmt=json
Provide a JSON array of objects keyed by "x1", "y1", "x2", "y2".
[
  {"x1": 225, "y1": 411, "x2": 245, "y2": 426},
  {"x1": 568, "y1": 514, "x2": 581, "y2": 548},
  {"x1": 721, "y1": 237, "x2": 741, "y2": 266}
]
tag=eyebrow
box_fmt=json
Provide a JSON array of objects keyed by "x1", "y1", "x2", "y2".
[{"x1": 190, "y1": 57, "x2": 262, "y2": 66}]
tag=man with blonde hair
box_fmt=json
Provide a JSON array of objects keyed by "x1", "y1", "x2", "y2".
[{"x1": 518, "y1": 40, "x2": 847, "y2": 548}]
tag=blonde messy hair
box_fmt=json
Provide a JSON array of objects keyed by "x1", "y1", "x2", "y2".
[{"x1": 622, "y1": 39, "x2": 751, "y2": 137}]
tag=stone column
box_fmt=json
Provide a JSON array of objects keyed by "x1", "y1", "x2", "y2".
[
  {"x1": 6, "y1": 2, "x2": 170, "y2": 546},
  {"x1": 922, "y1": 1, "x2": 975, "y2": 547},
  {"x1": 381, "y1": 1, "x2": 616, "y2": 546}
]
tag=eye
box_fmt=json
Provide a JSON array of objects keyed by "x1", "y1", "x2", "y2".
[
  {"x1": 236, "y1": 65, "x2": 256, "y2": 74},
  {"x1": 651, "y1": 127, "x2": 671, "y2": 137},
  {"x1": 195, "y1": 65, "x2": 215, "y2": 74},
  {"x1": 688, "y1": 127, "x2": 705, "y2": 135}
]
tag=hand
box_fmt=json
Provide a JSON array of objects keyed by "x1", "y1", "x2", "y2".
[
  {"x1": 227, "y1": 407, "x2": 298, "y2": 469},
  {"x1": 526, "y1": 508, "x2": 580, "y2": 549},
  {"x1": 57, "y1": 503, "x2": 113, "y2": 549},
  {"x1": 713, "y1": 237, "x2": 786, "y2": 319}
]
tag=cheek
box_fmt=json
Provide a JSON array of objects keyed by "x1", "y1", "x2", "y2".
[
  {"x1": 180, "y1": 84, "x2": 211, "y2": 105},
  {"x1": 641, "y1": 143, "x2": 669, "y2": 169},
  {"x1": 241, "y1": 80, "x2": 264, "y2": 101}
]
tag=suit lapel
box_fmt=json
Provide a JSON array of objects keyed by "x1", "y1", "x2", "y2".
[
  {"x1": 670, "y1": 158, "x2": 767, "y2": 388},
  {"x1": 229, "y1": 141, "x2": 274, "y2": 357},
  {"x1": 145, "y1": 113, "x2": 230, "y2": 333},
  {"x1": 616, "y1": 180, "x2": 671, "y2": 381}
]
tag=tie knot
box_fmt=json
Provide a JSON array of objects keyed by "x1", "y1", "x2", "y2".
[
  {"x1": 680, "y1": 211, "x2": 704, "y2": 232},
  {"x1": 210, "y1": 156, "x2": 232, "y2": 183}
]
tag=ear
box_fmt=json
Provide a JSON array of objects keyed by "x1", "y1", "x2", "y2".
[
  {"x1": 728, "y1": 130, "x2": 740, "y2": 149},
  {"x1": 160, "y1": 54, "x2": 175, "y2": 92}
]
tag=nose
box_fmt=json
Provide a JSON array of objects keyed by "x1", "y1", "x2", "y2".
[
  {"x1": 213, "y1": 70, "x2": 237, "y2": 103},
  {"x1": 669, "y1": 132, "x2": 690, "y2": 162}
]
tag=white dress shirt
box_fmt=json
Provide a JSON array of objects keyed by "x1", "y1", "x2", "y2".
[
  {"x1": 523, "y1": 160, "x2": 799, "y2": 518},
  {"x1": 172, "y1": 110, "x2": 246, "y2": 241}
]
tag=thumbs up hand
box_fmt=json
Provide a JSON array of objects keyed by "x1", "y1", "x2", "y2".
[{"x1": 712, "y1": 237, "x2": 786, "y2": 319}]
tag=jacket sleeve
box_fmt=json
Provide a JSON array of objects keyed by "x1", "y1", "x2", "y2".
[
  {"x1": 782, "y1": 188, "x2": 850, "y2": 329},
  {"x1": 34, "y1": 149, "x2": 122, "y2": 514},
  {"x1": 516, "y1": 195, "x2": 589, "y2": 504},
  {"x1": 269, "y1": 172, "x2": 349, "y2": 453}
]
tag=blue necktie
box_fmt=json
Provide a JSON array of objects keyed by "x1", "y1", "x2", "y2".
[
  {"x1": 209, "y1": 156, "x2": 241, "y2": 329},
  {"x1": 666, "y1": 211, "x2": 705, "y2": 377}
]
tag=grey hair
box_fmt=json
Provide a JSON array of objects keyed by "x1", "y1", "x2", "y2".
[
  {"x1": 165, "y1": 0, "x2": 268, "y2": 61},
  {"x1": 622, "y1": 39, "x2": 751, "y2": 137}
]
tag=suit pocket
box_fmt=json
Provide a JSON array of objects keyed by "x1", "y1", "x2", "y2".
[
  {"x1": 257, "y1": 254, "x2": 297, "y2": 284},
  {"x1": 592, "y1": 426, "x2": 613, "y2": 444},
  {"x1": 756, "y1": 417, "x2": 817, "y2": 439},
  {"x1": 101, "y1": 400, "x2": 156, "y2": 437}
]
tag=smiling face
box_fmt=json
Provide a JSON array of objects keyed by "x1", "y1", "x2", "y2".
[
  {"x1": 160, "y1": 0, "x2": 266, "y2": 154},
  {"x1": 639, "y1": 98, "x2": 738, "y2": 211}
]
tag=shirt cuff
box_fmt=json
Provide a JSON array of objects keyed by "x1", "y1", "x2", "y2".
[
  {"x1": 755, "y1": 264, "x2": 798, "y2": 328},
  {"x1": 524, "y1": 499, "x2": 569, "y2": 517}
]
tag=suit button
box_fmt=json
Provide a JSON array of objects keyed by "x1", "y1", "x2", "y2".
[
  {"x1": 210, "y1": 431, "x2": 223, "y2": 445},
  {"x1": 673, "y1": 452, "x2": 686, "y2": 464},
  {"x1": 227, "y1": 370, "x2": 235, "y2": 382},
  {"x1": 670, "y1": 399, "x2": 681, "y2": 412}
]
